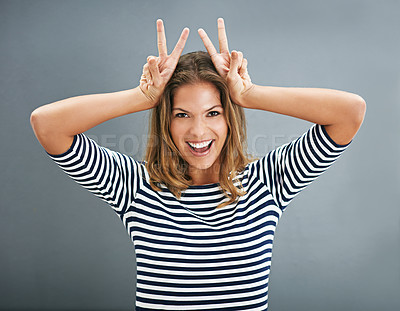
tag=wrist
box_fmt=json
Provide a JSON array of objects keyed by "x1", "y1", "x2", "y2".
[
  {"x1": 231, "y1": 83, "x2": 256, "y2": 108},
  {"x1": 126, "y1": 86, "x2": 159, "y2": 114},
  {"x1": 136, "y1": 85, "x2": 159, "y2": 108}
]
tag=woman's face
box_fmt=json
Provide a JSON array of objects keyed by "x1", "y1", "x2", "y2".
[{"x1": 170, "y1": 82, "x2": 228, "y2": 182}]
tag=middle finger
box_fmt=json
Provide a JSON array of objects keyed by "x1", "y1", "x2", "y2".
[{"x1": 217, "y1": 18, "x2": 229, "y2": 53}]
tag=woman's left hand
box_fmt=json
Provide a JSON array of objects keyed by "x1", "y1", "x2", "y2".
[{"x1": 198, "y1": 18, "x2": 254, "y2": 106}]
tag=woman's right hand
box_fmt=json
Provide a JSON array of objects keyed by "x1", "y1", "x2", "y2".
[{"x1": 140, "y1": 19, "x2": 189, "y2": 107}]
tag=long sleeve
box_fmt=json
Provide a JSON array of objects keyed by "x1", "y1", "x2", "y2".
[
  {"x1": 253, "y1": 123, "x2": 351, "y2": 211},
  {"x1": 46, "y1": 133, "x2": 142, "y2": 215}
]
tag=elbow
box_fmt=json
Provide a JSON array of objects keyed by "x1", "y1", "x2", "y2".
[
  {"x1": 348, "y1": 94, "x2": 366, "y2": 128},
  {"x1": 30, "y1": 108, "x2": 40, "y2": 127},
  {"x1": 30, "y1": 107, "x2": 49, "y2": 141},
  {"x1": 356, "y1": 95, "x2": 367, "y2": 126},
  {"x1": 30, "y1": 108, "x2": 40, "y2": 137}
]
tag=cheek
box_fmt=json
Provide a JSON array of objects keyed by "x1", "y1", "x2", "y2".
[
  {"x1": 215, "y1": 119, "x2": 229, "y2": 141},
  {"x1": 170, "y1": 121, "x2": 185, "y2": 146},
  {"x1": 169, "y1": 122, "x2": 178, "y2": 144}
]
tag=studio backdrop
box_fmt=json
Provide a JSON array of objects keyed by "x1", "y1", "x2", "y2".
[{"x1": 1, "y1": 0, "x2": 399, "y2": 310}]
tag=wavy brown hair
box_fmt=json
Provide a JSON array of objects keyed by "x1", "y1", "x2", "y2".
[{"x1": 145, "y1": 51, "x2": 251, "y2": 207}]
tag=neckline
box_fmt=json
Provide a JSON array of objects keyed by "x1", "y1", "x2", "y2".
[{"x1": 187, "y1": 182, "x2": 221, "y2": 189}]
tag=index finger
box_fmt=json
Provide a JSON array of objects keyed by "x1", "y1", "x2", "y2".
[
  {"x1": 157, "y1": 19, "x2": 168, "y2": 57},
  {"x1": 198, "y1": 28, "x2": 218, "y2": 56},
  {"x1": 217, "y1": 18, "x2": 229, "y2": 53},
  {"x1": 170, "y1": 27, "x2": 190, "y2": 61}
]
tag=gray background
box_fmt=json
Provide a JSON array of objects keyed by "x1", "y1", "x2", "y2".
[{"x1": 1, "y1": 0, "x2": 399, "y2": 310}]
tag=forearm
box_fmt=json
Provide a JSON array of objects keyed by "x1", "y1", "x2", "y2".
[
  {"x1": 30, "y1": 86, "x2": 154, "y2": 155},
  {"x1": 239, "y1": 85, "x2": 365, "y2": 126},
  {"x1": 238, "y1": 85, "x2": 366, "y2": 144},
  {"x1": 237, "y1": 85, "x2": 366, "y2": 145},
  {"x1": 31, "y1": 86, "x2": 151, "y2": 137}
]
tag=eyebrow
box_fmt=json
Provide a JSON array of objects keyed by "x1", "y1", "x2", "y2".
[{"x1": 172, "y1": 105, "x2": 223, "y2": 113}]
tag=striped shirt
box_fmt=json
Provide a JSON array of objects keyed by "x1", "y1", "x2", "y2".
[{"x1": 47, "y1": 123, "x2": 350, "y2": 310}]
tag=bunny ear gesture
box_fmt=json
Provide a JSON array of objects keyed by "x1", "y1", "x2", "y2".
[
  {"x1": 198, "y1": 18, "x2": 253, "y2": 106},
  {"x1": 140, "y1": 18, "x2": 252, "y2": 107},
  {"x1": 198, "y1": 18, "x2": 230, "y2": 78},
  {"x1": 140, "y1": 19, "x2": 190, "y2": 106},
  {"x1": 157, "y1": 19, "x2": 189, "y2": 63}
]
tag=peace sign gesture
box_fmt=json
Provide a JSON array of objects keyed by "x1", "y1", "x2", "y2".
[
  {"x1": 198, "y1": 18, "x2": 253, "y2": 106},
  {"x1": 198, "y1": 18, "x2": 231, "y2": 79},
  {"x1": 140, "y1": 19, "x2": 189, "y2": 106}
]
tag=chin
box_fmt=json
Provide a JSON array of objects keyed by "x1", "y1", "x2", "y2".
[{"x1": 186, "y1": 158, "x2": 220, "y2": 172}]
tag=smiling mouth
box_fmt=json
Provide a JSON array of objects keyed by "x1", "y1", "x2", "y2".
[{"x1": 187, "y1": 140, "x2": 214, "y2": 153}]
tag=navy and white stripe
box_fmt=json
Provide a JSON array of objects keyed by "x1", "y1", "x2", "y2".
[{"x1": 47, "y1": 124, "x2": 350, "y2": 310}]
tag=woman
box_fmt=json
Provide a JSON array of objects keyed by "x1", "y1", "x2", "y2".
[{"x1": 31, "y1": 18, "x2": 365, "y2": 311}]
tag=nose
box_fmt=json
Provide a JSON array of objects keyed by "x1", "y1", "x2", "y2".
[{"x1": 188, "y1": 116, "x2": 207, "y2": 138}]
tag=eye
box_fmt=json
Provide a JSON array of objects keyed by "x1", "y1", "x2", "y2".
[
  {"x1": 208, "y1": 111, "x2": 221, "y2": 117},
  {"x1": 175, "y1": 112, "x2": 188, "y2": 118}
]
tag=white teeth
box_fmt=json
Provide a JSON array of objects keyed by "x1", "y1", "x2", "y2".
[{"x1": 187, "y1": 140, "x2": 212, "y2": 149}]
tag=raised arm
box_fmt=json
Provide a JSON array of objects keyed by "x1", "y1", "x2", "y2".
[
  {"x1": 199, "y1": 18, "x2": 366, "y2": 145},
  {"x1": 233, "y1": 81, "x2": 366, "y2": 145},
  {"x1": 31, "y1": 20, "x2": 189, "y2": 155}
]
